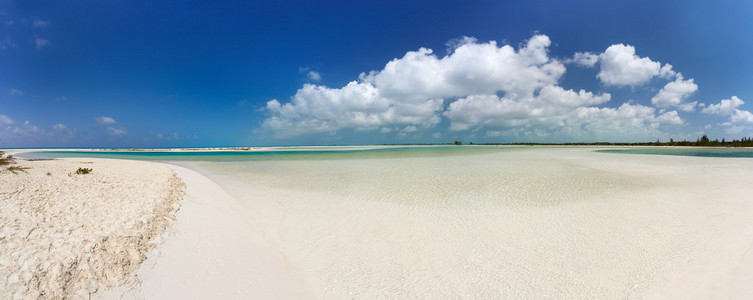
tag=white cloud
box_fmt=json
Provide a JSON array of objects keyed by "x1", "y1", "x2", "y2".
[
  {"x1": 659, "y1": 64, "x2": 676, "y2": 79},
  {"x1": 444, "y1": 85, "x2": 611, "y2": 131},
  {"x1": 569, "y1": 52, "x2": 599, "y2": 67},
  {"x1": 9, "y1": 88, "x2": 23, "y2": 95},
  {"x1": 264, "y1": 34, "x2": 566, "y2": 138},
  {"x1": 650, "y1": 75, "x2": 697, "y2": 111},
  {"x1": 702, "y1": 96, "x2": 744, "y2": 116},
  {"x1": 32, "y1": 19, "x2": 50, "y2": 28},
  {"x1": 95, "y1": 116, "x2": 116, "y2": 124},
  {"x1": 264, "y1": 82, "x2": 443, "y2": 137},
  {"x1": 561, "y1": 104, "x2": 682, "y2": 140},
  {"x1": 262, "y1": 34, "x2": 699, "y2": 142},
  {"x1": 107, "y1": 127, "x2": 127, "y2": 136},
  {"x1": 5, "y1": 20, "x2": 13, "y2": 25},
  {"x1": 52, "y1": 123, "x2": 67, "y2": 131},
  {"x1": 655, "y1": 110, "x2": 684, "y2": 125},
  {"x1": 307, "y1": 71, "x2": 321, "y2": 82},
  {"x1": 597, "y1": 44, "x2": 666, "y2": 86},
  {"x1": 702, "y1": 96, "x2": 753, "y2": 124},
  {"x1": 34, "y1": 37, "x2": 49, "y2": 49},
  {"x1": 0, "y1": 114, "x2": 14, "y2": 125},
  {"x1": 363, "y1": 34, "x2": 564, "y2": 101},
  {"x1": 731, "y1": 110, "x2": 753, "y2": 123}
]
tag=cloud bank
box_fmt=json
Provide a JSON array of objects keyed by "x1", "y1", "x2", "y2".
[{"x1": 262, "y1": 34, "x2": 700, "y2": 142}]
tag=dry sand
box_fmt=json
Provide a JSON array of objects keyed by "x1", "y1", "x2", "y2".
[
  {"x1": 0, "y1": 157, "x2": 183, "y2": 299},
  {"x1": 5, "y1": 147, "x2": 753, "y2": 298}
]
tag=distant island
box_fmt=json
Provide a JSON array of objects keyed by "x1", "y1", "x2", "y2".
[{"x1": 451, "y1": 135, "x2": 753, "y2": 147}]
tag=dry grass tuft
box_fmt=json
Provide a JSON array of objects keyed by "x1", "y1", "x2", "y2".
[{"x1": 7, "y1": 166, "x2": 30, "y2": 174}]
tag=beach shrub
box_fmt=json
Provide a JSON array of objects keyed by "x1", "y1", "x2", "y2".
[{"x1": 76, "y1": 167, "x2": 93, "y2": 175}]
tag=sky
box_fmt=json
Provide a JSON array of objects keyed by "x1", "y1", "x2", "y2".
[{"x1": 2, "y1": 0, "x2": 753, "y2": 147}]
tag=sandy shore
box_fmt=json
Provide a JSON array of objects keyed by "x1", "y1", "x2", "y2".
[
  {"x1": 4, "y1": 147, "x2": 753, "y2": 298},
  {"x1": 0, "y1": 156, "x2": 183, "y2": 299}
]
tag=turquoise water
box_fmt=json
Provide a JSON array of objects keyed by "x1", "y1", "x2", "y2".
[
  {"x1": 598, "y1": 147, "x2": 753, "y2": 158},
  {"x1": 21, "y1": 145, "x2": 524, "y2": 162}
]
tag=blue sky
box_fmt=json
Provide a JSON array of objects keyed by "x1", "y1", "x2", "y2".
[{"x1": 2, "y1": 0, "x2": 753, "y2": 147}]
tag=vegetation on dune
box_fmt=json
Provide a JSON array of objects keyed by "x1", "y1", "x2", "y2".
[{"x1": 75, "y1": 167, "x2": 93, "y2": 175}]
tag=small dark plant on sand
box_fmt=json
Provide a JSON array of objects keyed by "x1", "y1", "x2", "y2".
[
  {"x1": 0, "y1": 152, "x2": 14, "y2": 166},
  {"x1": 76, "y1": 167, "x2": 93, "y2": 175},
  {"x1": 7, "y1": 166, "x2": 30, "y2": 174}
]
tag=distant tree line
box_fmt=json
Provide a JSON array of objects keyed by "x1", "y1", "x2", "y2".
[{"x1": 449, "y1": 135, "x2": 753, "y2": 147}]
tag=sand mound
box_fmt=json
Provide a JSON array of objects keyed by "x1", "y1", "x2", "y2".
[{"x1": 0, "y1": 158, "x2": 184, "y2": 299}]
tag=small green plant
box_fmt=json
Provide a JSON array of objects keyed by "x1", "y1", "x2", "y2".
[
  {"x1": 7, "y1": 166, "x2": 30, "y2": 174},
  {"x1": 76, "y1": 167, "x2": 93, "y2": 175}
]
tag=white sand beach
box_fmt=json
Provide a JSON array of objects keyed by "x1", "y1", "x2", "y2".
[
  {"x1": 4, "y1": 147, "x2": 753, "y2": 298},
  {"x1": 0, "y1": 156, "x2": 183, "y2": 299}
]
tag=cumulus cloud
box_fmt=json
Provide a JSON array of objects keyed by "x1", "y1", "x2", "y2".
[
  {"x1": 107, "y1": 127, "x2": 127, "y2": 136},
  {"x1": 264, "y1": 82, "x2": 443, "y2": 137},
  {"x1": 9, "y1": 88, "x2": 23, "y2": 95},
  {"x1": 702, "y1": 96, "x2": 744, "y2": 116},
  {"x1": 444, "y1": 85, "x2": 611, "y2": 131},
  {"x1": 651, "y1": 75, "x2": 697, "y2": 111},
  {"x1": 597, "y1": 44, "x2": 667, "y2": 86},
  {"x1": 731, "y1": 110, "x2": 753, "y2": 123},
  {"x1": 34, "y1": 37, "x2": 49, "y2": 49},
  {"x1": 702, "y1": 96, "x2": 753, "y2": 124},
  {"x1": 262, "y1": 34, "x2": 698, "y2": 141},
  {"x1": 52, "y1": 123, "x2": 67, "y2": 131},
  {"x1": 362, "y1": 34, "x2": 564, "y2": 101},
  {"x1": 264, "y1": 34, "x2": 566, "y2": 137},
  {"x1": 95, "y1": 116, "x2": 116, "y2": 124}
]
